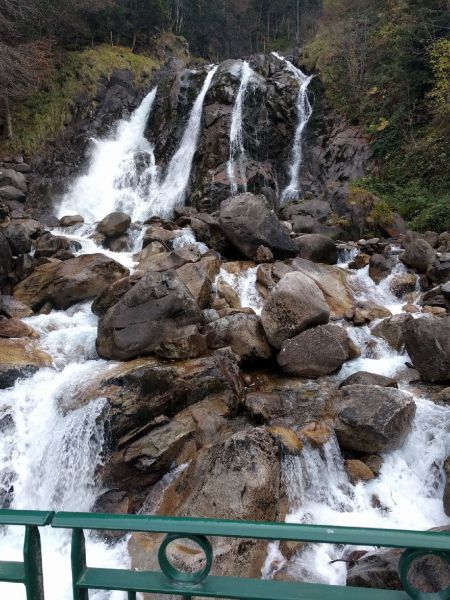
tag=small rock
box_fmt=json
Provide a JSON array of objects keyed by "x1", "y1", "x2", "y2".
[
  {"x1": 268, "y1": 426, "x2": 303, "y2": 455},
  {"x1": 59, "y1": 215, "x2": 84, "y2": 227},
  {"x1": 97, "y1": 212, "x2": 131, "y2": 237},
  {"x1": 345, "y1": 460, "x2": 376, "y2": 484},
  {"x1": 340, "y1": 371, "x2": 397, "y2": 388},
  {"x1": 389, "y1": 273, "x2": 417, "y2": 298},
  {"x1": 255, "y1": 245, "x2": 273, "y2": 263},
  {"x1": 400, "y1": 239, "x2": 437, "y2": 273}
]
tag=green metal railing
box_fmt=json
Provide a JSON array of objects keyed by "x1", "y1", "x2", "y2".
[{"x1": 0, "y1": 510, "x2": 449, "y2": 600}]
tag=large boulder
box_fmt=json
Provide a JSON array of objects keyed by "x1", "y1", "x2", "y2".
[
  {"x1": 177, "y1": 255, "x2": 220, "y2": 308},
  {"x1": 403, "y1": 316, "x2": 450, "y2": 382},
  {"x1": 96, "y1": 212, "x2": 131, "y2": 237},
  {"x1": 96, "y1": 270, "x2": 205, "y2": 361},
  {"x1": 261, "y1": 272, "x2": 330, "y2": 349},
  {"x1": 205, "y1": 312, "x2": 272, "y2": 362},
  {"x1": 139, "y1": 246, "x2": 201, "y2": 273},
  {"x1": 130, "y1": 427, "x2": 281, "y2": 579},
  {"x1": 277, "y1": 324, "x2": 357, "y2": 377},
  {"x1": 219, "y1": 193, "x2": 297, "y2": 260},
  {"x1": 14, "y1": 254, "x2": 129, "y2": 310},
  {"x1": 371, "y1": 314, "x2": 412, "y2": 351},
  {"x1": 400, "y1": 239, "x2": 437, "y2": 273},
  {"x1": 69, "y1": 349, "x2": 242, "y2": 442},
  {"x1": 0, "y1": 339, "x2": 51, "y2": 388},
  {"x1": 291, "y1": 258, "x2": 355, "y2": 319},
  {"x1": 335, "y1": 385, "x2": 416, "y2": 453},
  {"x1": 294, "y1": 234, "x2": 338, "y2": 265}
]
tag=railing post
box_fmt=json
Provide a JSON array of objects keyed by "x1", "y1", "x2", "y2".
[
  {"x1": 23, "y1": 525, "x2": 45, "y2": 600},
  {"x1": 71, "y1": 528, "x2": 88, "y2": 600},
  {"x1": 127, "y1": 593, "x2": 136, "y2": 600}
]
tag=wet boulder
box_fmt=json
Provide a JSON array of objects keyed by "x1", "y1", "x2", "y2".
[
  {"x1": 340, "y1": 371, "x2": 398, "y2": 389},
  {"x1": 96, "y1": 212, "x2": 131, "y2": 237},
  {"x1": 33, "y1": 232, "x2": 72, "y2": 258},
  {"x1": 261, "y1": 272, "x2": 330, "y2": 349},
  {"x1": 0, "y1": 318, "x2": 37, "y2": 339},
  {"x1": 139, "y1": 246, "x2": 201, "y2": 273},
  {"x1": 59, "y1": 215, "x2": 84, "y2": 227},
  {"x1": 277, "y1": 324, "x2": 357, "y2": 377},
  {"x1": 205, "y1": 312, "x2": 272, "y2": 362},
  {"x1": 335, "y1": 384, "x2": 416, "y2": 453},
  {"x1": 14, "y1": 253, "x2": 128, "y2": 310},
  {"x1": 91, "y1": 272, "x2": 143, "y2": 317},
  {"x1": 177, "y1": 255, "x2": 220, "y2": 308},
  {"x1": 400, "y1": 239, "x2": 437, "y2": 273},
  {"x1": 294, "y1": 234, "x2": 338, "y2": 265},
  {"x1": 219, "y1": 193, "x2": 297, "y2": 260},
  {"x1": 96, "y1": 270, "x2": 205, "y2": 361},
  {"x1": 368, "y1": 254, "x2": 395, "y2": 284},
  {"x1": 291, "y1": 258, "x2": 355, "y2": 319},
  {"x1": 0, "y1": 339, "x2": 51, "y2": 388},
  {"x1": 403, "y1": 316, "x2": 450, "y2": 382},
  {"x1": 371, "y1": 313, "x2": 412, "y2": 351}
]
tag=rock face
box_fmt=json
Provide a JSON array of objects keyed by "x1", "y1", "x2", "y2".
[
  {"x1": 294, "y1": 234, "x2": 338, "y2": 265},
  {"x1": 403, "y1": 316, "x2": 450, "y2": 382},
  {"x1": 277, "y1": 324, "x2": 357, "y2": 377},
  {"x1": 219, "y1": 193, "x2": 297, "y2": 260},
  {"x1": 14, "y1": 254, "x2": 129, "y2": 310},
  {"x1": 261, "y1": 272, "x2": 330, "y2": 349},
  {"x1": 335, "y1": 385, "x2": 416, "y2": 453},
  {"x1": 96, "y1": 270, "x2": 205, "y2": 361},
  {"x1": 400, "y1": 239, "x2": 437, "y2": 273}
]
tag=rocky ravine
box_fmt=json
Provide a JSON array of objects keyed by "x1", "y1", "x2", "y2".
[{"x1": 0, "y1": 52, "x2": 449, "y2": 596}]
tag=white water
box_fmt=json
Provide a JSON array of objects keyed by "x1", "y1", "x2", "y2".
[
  {"x1": 0, "y1": 302, "x2": 131, "y2": 599},
  {"x1": 263, "y1": 251, "x2": 449, "y2": 585},
  {"x1": 150, "y1": 66, "x2": 218, "y2": 219},
  {"x1": 273, "y1": 53, "x2": 313, "y2": 203},
  {"x1": 217, "y1": 266, "x2": 263, "y2": 314},
  {"x1": 227, "y1": 61, "x2": 255, "y2": 195},
  {"x1": 58, "y1": 88, "x2": 158, "y2": 223}
]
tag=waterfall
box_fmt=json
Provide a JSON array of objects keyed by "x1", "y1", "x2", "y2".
[
  {"x1": 0, "y1": 302, "x2": 131, "y2": 599},
  {"x1": 227, "y1": 61, "x2": 255, "y2": 195},
  {"x1": 151, "y1": 66, "x2": 218, "y2": 219},
  {"x1": 273, "y1": 53, "x2": 313, "y2": 203},
  {"x1": 58, "y1": 88, "x2": 158, "y2": 223},
  {"x1": 263, "y1": 252, "x2": 450, "y2": 586},
  {"x1": 216, "y1": 266, "x2": 263, "y2": 315}
]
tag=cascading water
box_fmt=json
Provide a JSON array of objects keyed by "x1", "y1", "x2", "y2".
[
  {"x1": 273, "y1": 53, "x2": 313, "y2": 203},
  {"x1": 216, "y1": 266, "x2": 263, "y2": 314},
  {"x1": 0, "y1": 301, "x2": 131, "y2": 599},
  {"x1": 58, "y1": 88, "x2": 158, "y2": 223},
  {"x1": 263, "y1": 247, "x2": 449, "y2": 586},
  {"x1": 226, "y1": 61, "x2": 255, "y2": 195},
  {"x1": 151, "y1": 66, "x2": 218, "y2": 219}
]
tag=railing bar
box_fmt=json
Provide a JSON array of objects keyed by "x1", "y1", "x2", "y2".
[{"x1": 50, "y1": 513, "x2": 450, "y2": 551}]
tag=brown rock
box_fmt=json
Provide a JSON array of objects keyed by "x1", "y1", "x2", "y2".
[
  {"x1": 97, "y1": 212, "x2": 131, "y2": 237},
  {"x1": 0, "y1": 318, "x2": 37, "y2": 339},
  {"x1": 345, "y1": 459, "x2": 376, "y2": 484},
  {"x1": 0, "y1": 339, "x2": 51, "y2": 388},
  {"x1": 261, "y1": 272, "x2": 330, "y2": 349}
]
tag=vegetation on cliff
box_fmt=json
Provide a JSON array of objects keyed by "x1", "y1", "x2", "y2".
[{"x1": 302, "y1": 0, "x2": 450, "y2": 231}]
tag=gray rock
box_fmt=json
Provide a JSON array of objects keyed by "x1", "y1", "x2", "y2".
[
  {"x1": 2, "y1": 223, "x2": 32, "y2": 255},
  {"x1": 97, "y1": 212, "x2": 131, "y2": 237},
  {"x1": 400, "y1": 239, "x2": 437, "y2": 273},
  {"x1": 278, "y1": 324, "x2": 357, "y2": 377},
  {"x1": 219, "y1": 193, "x2": 297, "y2": 259},
  {"x1": 371, "y1": 314, "x2": 413, "y2": 351},
  {"x1": 335, "y1": 385, "x2": 416, "y2": 453},
  {"x1": 0, "y1": 231, "x2": 13, "y2": 282},
  {"x1": 261, "y1": 272, "x2": 330, "y2": 349},
  {"x1": 96, "y1": 270, "x2": 205, "y2": 361},
  {"x1": 0, "y1": 168, "x2": 27, "y2": 192},
  {"x1": 0, "y1": 186, "x2": 26, "y2": 202},
  {"x1": 403, "y1": 316, "x2": 450, "y2": 382},
  {"x1": 340, "y1": 371, "x2": 398, "y2": 388},
  {"x1": 14, "y1": 253, "x2": 128, "y2": 310},
  {"x1": 59, "y1": 215, "x2": 84, "y2": 227},
  {"x1": 205, "y1": 312, "x2": 272, "y2": 362},
  {"x1": 369, "y1": 254, "x2": 395, "y2": 284},
  {"x1": 294, "y1": 234, "x2": 338, "y2": 265}
]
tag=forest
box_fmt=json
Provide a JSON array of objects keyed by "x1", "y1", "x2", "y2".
[{"x1": 1, "y1": 0, "x2": 450, "y2": 229}]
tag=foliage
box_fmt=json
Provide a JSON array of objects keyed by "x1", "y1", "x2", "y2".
[
  {"x1": 1, "y1": 45, "x2": 159, "y2": 156},
  {"x1": 303, "y1": 0, "x2": 450, "y2": 232}
]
